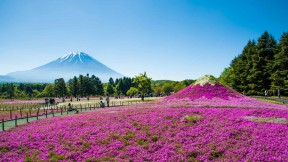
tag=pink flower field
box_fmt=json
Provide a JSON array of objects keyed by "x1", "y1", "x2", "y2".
[{"x1": 1, "y1": 81, "x2": 288, "y2": 161}]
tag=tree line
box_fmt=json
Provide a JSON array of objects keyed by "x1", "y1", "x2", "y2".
[
  {"x1": 219, "y1": 31, "x2": 288, "y2": 96},
  {"x1": 0, "y1": 72, "x2": 194, "y2": 100}
]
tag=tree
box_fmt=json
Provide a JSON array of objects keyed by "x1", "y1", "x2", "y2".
[
  {"x1": 153, "y1": 86, "x2": 162, "y2": 96},
  {"x1": 270, "y1": 32, "x2": 288, "y2": 95},
  {"x1": 127, "y1": 87, "x2": 139, "y2": 97},
  {"x1": 39, "y1": 84, "x2": 55, "y2": 97},
  {"x1": 54, "y1": 78, "x2": 67, "y2": 98},
  {"x1": 220, "y1": 31, "x2": 278, "y2": 95},
  {"x1": 106, "y1": 83, "x2": 114, "y2": 96},
  {"x1": 161, "y1": 83, "x2": 174, "y2": 95},
  {"x1": 68, "y1": 76, "x2": 79, "y2": 97},
  {"x1": 91, "y1": 75, "x2": 104, "y2": 96},
  {"x1": 219, "y1": 67, "x2": 234, "y2": 88},
  {"x1": 109, "y1": 77, "x2": 115, "y2": 87},
  {"x1": 25, "y1": 85, "x2": 33, "y2": 97},
  {"x1": 173, "y1": 81, "x2": 187, "y2": 92},
  {"x1": 133, "y1": 72, "x2": 152, "y2": 101},
  {"x1": 248, "y1": 31, "x2": 276, "y2": 94},
  {"x1": 231, "y1": 40, "x2": 256, "y2": 94}
]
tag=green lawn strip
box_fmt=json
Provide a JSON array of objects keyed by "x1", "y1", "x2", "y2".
[{"x1": 1, "y1": 111, "x2": 77, "y2": 131}]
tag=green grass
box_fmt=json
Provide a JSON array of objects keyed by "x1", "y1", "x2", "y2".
[
  {"x1": 255, "y1": 98, "x2": 284, "y2": 105},
  {"x1": 244, "y1": 116, "x2": 288, "y2": 124}
]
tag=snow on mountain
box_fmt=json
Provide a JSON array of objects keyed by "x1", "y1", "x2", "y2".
[{"x1": 3, "y1": 52, "x2": 124, "y2": 83}]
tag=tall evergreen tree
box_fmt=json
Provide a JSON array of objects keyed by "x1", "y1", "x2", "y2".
[
  {"x1": 248, "y1": 31, "x2": 276, "y2": 94},
  {"x1": 106, "y1": 83, "x2": 114, "y2": 95},
  {"x1": 68, "y1": 76, "x2": 79, "y2": 97},
  {"x1": 90, "y1": 75, "x2": 103, "y2": 96},
  {"x1": 78, "y1": 75, "x2": 85, "y2": 97},
  {"x1": 270, "y1": 32, "x2": 288, "y2": 95},
  {"x1": 109, "y1": 77, "x2": 115, "y2": 87},
  {"x1": 54, "y1": 78, "x2": 67, "y2": 97}
]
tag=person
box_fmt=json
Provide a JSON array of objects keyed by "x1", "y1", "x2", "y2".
[
  {"x1": 264, "y1": 90, "x2": 268, "y2": 97},
  {"x1": 68, "y1": 103, "x2": 79, "y2": 113},
  {"x1": 100, "y1": 100, "x2": 105, "y2": 108},
  {"x1": 44, "y1": 98, "x2": 49, "y2": 105},
  {"x1": 277, "y1": 89, "x2": 280, "y2": 98},
  {"x1": 106, "y1": 94, "x2": 110, "y2": 107},
  {"x1": 70, "y1": 98, "x2": 73, "y2": 102}
]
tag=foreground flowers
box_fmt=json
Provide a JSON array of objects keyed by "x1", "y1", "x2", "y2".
[{"x1": 0, "y1": 106, "x2": 287, "y2": 161}]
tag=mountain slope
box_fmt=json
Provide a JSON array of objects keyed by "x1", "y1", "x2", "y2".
[{"x1": 4, "y1": 52, "x2": 124, "y2": 83}]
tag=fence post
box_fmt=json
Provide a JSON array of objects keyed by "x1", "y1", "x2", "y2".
[
  {"x1": 52, "y1": 110, "x2": 54, "y2": 117},
  {"x1": 61, "y1": 108, "x2": 63, "y2": 115},
  {"x1": 2, "y1": 119, "x2": 4, "y2": 131},
  {"x1": 15, "y1": 115, "x2": 18, "y2": 127},
  {"x1": 46, "y1": 110, "x2": 48, "y2": 118},
  {"x1": 26, "y1": 113, "x2": 29, "y2": 123},
  {"x1": 36, "y1": 112, "x2": 39, "y2": 120},
  {"x1": 20, "y1": 109, "x2": 22, "y2": 118},
  {"x1": 10, "y1": 110, "x2": 12, "y2": 120}
]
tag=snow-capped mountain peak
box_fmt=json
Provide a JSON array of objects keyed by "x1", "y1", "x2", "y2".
[{"x1": 59, "y1": 52, "x2": 90, "y2": 63}]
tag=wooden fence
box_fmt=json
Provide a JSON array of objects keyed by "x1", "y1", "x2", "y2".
[
  {"x1": 252, "y1": 96, "x2": 288, "y2": 104},
  {"x1": 1, "y1": 100, "x2": 143, "y2": 131}
]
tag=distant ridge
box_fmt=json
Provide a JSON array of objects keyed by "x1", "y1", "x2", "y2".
[{"x1": 0, "y1": 52, "x2": 124, "y2": 83}]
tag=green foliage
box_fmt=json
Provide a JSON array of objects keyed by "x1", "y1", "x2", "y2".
[
  {"x1": 161, "y1": 82, "x2": 174, "y2": 95},
  {"x1": 220, "y1": 31, "x2": 288, "y2": 95},
  {"x1": 173, "y1": 81, "x2": 188, "y2": 92},
  {"x1": 68, "y1": 76, "x2": 79, "y2": 97},
  {"x1": 219, "y1": 67, "x2": 234, "y2": 88},
  {"x1": 48, "y1": 151, "x2": 65, "y2": 161},
  {"x1": 183, "y1": 115, "x2": 203, "y2": 124},
  {"x1": 127, "y1": 87, "x2": 139, "y2": 96},
  {"x1": 115, "y1": 77, "x2": 133, "y2": 95},
  {"x1": 270, "y1": 32, "x2": 288, "y2": 95},
  {"x1": 133, "y1": 72, "x2": 152, "y2": 101},
  {"x1": 133, "y1": 122, "x2": 139, "y2": 127},
  {"x1": 151, "y1": 79, "x2": 193, "y2": 96},
  {"x1": 136, "y1": 139, "x2": 147, "y2": 145},
  {"x1": 54, "y1": 78, "x2": 67, "y2": 97},
  {"x1": 37, "y1": 84, "x2": 55, "y2": 97},
  {"x1": 105, "y1": 83, "x2": 115, "y2": 95}
]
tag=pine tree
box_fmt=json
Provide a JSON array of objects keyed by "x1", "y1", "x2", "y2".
[
  {"x1": 109, "y1": 77, "x2": 115, "y2": 87},
  {"x1": 248, "y1": 31, "x2": 276, "y2": 95},
  {"x1": 271, "y1": 32, "x2": 288, "y2": 95},
  {"x1": 54, "y1": 78, "x2": 67, "y2": 98},
  {"x1": 91, "y1": 75, "x2": 103, "y2": 95},
  {"x1": 68, "y1": 76, "x2": 79, "y2": 97}
]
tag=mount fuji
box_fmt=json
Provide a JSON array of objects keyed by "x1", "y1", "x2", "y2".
[{"x1": 0, "y1": 52, "x2": 124, "y2": 83}]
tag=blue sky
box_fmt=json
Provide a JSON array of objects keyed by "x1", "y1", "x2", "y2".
[{"x1": 0, "y1": 0, "x2": 287, "y2": 81}]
